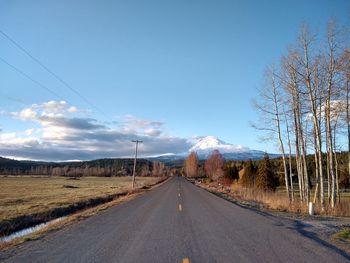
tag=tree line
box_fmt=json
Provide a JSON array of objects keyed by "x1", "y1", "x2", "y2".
[
  {"x1": 184, "y1": 149, "x2": 350, "y2": 199},
  {"x1": 184, "y1": 150, "x2": 280, "y2": 191},
  {"x1": 0, "y1": 157, "x2": 173, "y2": 177}
]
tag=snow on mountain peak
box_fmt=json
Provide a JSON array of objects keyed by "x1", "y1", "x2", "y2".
[
  {"x1": 149, "y1": 135, "x2": 273, "y2": 161},
  {"x1": 189, "y1": 136, "x2": 249, "y2": 154}
]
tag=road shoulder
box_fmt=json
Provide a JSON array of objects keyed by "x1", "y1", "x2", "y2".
[{"x1": 191, "y1": 179, "x2": 350, "y2": 256}]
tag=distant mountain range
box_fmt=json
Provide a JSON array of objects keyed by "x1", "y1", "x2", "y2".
[
  {"x1": 150, "y1": 136, "x2": 279, "y2": 162},
  {"x1": 0, "y1": 136, "x2": 278, "y2": 173}
]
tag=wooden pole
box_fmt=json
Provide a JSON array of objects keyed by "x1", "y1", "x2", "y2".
[{"x1": 131, "y1": 140, "x2": 142, "y2": 189}]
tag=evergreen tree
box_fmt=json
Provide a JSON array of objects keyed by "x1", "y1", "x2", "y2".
[
  {"x1": 256, "y1": 154, "x2": 276, "y2": 191},
  {"x1": 240, "y1": 159, "x2": 256, "y2": 187},
  {"x1": 224, "y1": 164, "x2": 239, "y2": 181}
]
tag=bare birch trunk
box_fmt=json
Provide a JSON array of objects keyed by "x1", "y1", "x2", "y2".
[
  {"x1": 333, "y1": 119, "x2": 340, "y2": 203},
  {"x1": 271, "y1": 73, "x2": 291, "y2": 201},
  {"x1": 293, "y1": 108, "x2": 304, "y2": 202},
  {"x1": 313, "y1": 127, "x2": 320, "y2": 203},
  {"x1": 299, "y1": 26, "x2": 321, "y2": 206},
  {"x1": 284, "y1": 107, "x2": 294, "y2": 201},
  {"x1": 324, "y1": 23, "x2": 337, "y2": 208},
  {"x1": 299, "y1": 117, "x2": 310, "y2": 203}
]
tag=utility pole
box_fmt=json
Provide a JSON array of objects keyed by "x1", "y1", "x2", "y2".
[{"x1": 131, "y1": 140, "x2": 143, "y2": 189}]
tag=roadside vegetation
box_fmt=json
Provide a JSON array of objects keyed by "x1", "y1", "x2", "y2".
[{"x1": 184, "y1": 150, "x2": 350, "y2": 217}]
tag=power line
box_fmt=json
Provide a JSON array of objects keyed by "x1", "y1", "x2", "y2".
[
  {"x1": 0, "y1": 56, "x2": 66, "y2": 102},
  {"x1": 0, "y1": 29, "x2": 108, "y2": 118}
]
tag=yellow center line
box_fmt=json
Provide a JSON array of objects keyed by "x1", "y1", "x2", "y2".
[
  {"x1": 182, "y1": 257, "x2": 190, "y2": 263},
  {"x1": 178, "y1": 204, "x2": 182, "y2": 212}
]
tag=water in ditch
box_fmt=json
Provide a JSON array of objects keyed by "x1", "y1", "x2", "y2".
[{"x1": 0, "y1": 217, "x2": 66, "y2": 243}]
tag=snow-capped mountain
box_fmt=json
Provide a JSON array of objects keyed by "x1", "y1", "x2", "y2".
[
  {"x1": 189, "y1": 136, "x2": 249, "y2": 155},
  {"x1": 150, "y1": 136, "x2": 278, "y2": 162},
  {"x1": 188, "y1": 136, "x2": 275, "y2": 160}
]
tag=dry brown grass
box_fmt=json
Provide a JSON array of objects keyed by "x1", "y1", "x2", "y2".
[
  {"x1": 229, "y1": 183, "x2": 306, "y2": 212},
  {"x1": 203, "y1": 181, "x2": 350, "y2": 217},
  {"x1": 0, "y1": 181, "x2": 164, "y2": 251},
  {"x1": 0, "y1": 176, "x2": 162, "y2": 229}
]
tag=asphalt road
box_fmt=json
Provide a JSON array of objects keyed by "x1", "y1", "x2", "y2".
[{"x1": 1, "y1": 176, "x2": 349, "y2": 263}]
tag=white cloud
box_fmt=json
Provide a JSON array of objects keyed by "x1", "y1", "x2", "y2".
[
  {"x1": 0, "y1": 101, "x2": 190, "y2": 161},
  {"x1": 68, "y1": 106, "x2": 78, "y2": 113},
  {"x1": 11, "y1": 100, "x2": 80, "y2": 122},
  {"x1": 0, "y1": 132, "x2": 17, "y2": 140},
  {"x1": 0, "y1": 132, "x2": 39, "y2": 148},
  {"x1": 37, "y1": 100, "x2": 67, "y2": 113},
  {"x1": 12, "y1": 108, "x2": 37, "y2": 120},
  {"x1": 121, "y1": 115, "x2": 164, "y2": 137},
  {"x1": 144, "y1": 128, "x2": 162, "y2": 137}
]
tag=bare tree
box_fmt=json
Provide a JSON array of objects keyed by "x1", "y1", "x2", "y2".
[
  {"x1": 184, "y1": 151, "x2": 199, "y2": 178},
  {"x1": 204, "y1": 150, "x2": 225, "y2": 181},
  {"x1": 253, "y1": 66, "x2": 291, "y2": 201},
  {"x1": 140, "y1": 164, "x2": 151, "y2": 177},
  {"x1": 152, "y1": 162, "x2": 166, "y2": 177},
  {"x1": 282, "y1": 52, "x2": 306, "y2": 202},
  {"x1": 322, "y1": 21, "x2": 343, "y2": 208},
  {"x1": 252, "y1": 20, "x2": 349, "y2": 209},
  {"x1": 283, "y1": 106, "x2": 294, "y2": 201}
]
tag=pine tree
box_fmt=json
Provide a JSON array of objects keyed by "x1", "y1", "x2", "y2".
[
  {"x1": 256, "y1": 154, "x2": 276, "y2": 191},
  {"x1": 224, "y1": 164, "x2": 239, "y2": 181},
  {"x1": 240, "y1": 159, "x2": 256, "y2": 187}
]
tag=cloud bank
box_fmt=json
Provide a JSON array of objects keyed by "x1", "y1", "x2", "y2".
[{"x1": 0, "y1": 101, "x2": 190, "y2": 161}]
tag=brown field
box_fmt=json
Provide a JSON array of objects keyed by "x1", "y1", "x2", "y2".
[{"x1": 0, "y1": 176, "x2": 161, "y2": 224}]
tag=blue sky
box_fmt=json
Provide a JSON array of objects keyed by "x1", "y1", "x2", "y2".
[{"x1": 0, "y1": 0, "x2": 349, "y2": 160}]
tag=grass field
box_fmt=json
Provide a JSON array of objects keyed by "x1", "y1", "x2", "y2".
[{"x1": 0, "y1": 176, "x2": 161, "y2": 224}]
